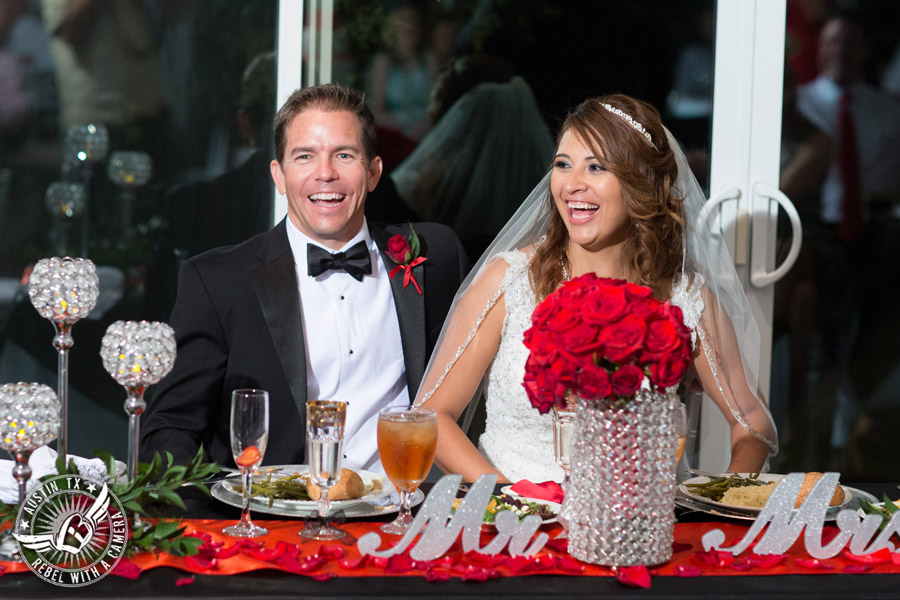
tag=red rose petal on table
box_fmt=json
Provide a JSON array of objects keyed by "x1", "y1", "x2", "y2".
[
  {"x1": 794, "y1": 558, "x2": 834, "y2": 569},
  {"x1": 843, "y1": 564, "x2": 873, "y2": 574},
  {"x1": 844, "y1": 548, "x2": 892, "y2": 564},
  {"x1": 317, "y1": 544, "x2": 344, "y2": 559},
  {"x1": 338, "y1": 555, "x2": 367, "y2": 570},
  {"x1": 175, "y1": 576, "x2": 195, "y2": 587},
  {"x1": 215, "y1": 544, "x2": 241, "y2": 559},
  {"x1": 748, "y1": 553, "x2": 789, "y2": 568},
  {"x1": 674, "y1": 564, "x2": 702, "y2": 577},
  {"x1": 311, "y1": 572, "x2": 335, "y2": 581},
  {"x1": 386, "y1": 554, "x2": 415, "y2": 573},
  {"x1": 729, "y1": 557, "x2": 752, "y2": 571},
  {"x1": 185, "y1": 555, "x2": 217, "y2": 571},
  {"x1": 111, "y1": 558, "x2": 142, "y2": 580},
  {"x1": 616, "y1": 565, "x2": 651, "y2": 588}
]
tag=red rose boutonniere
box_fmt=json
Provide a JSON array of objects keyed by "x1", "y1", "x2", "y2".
[
  {"x1": 385, "y1": 224, "x2": 427, "y2": 294},
  {"x1": 522, "y1": 274, "x2": 693, "y2": 413}
]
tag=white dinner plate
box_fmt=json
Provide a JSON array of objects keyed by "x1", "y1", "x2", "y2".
[
  {"x1": 211, "y1": 464, "x2": 411, "y2": 518},
  {"x1": 475, "y1": 492, "x2": 560, "y2": 527},
  {"x1": 677, "y1": 473, "x2": 872, "y2": 521}
]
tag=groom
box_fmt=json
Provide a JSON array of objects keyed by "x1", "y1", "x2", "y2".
[{"x1": 140, "y1": 84, "x2": 468, "y2": 471}]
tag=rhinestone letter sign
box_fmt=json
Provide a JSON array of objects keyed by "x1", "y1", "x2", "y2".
[
  {"x1": 702, "y1": 472, "x2": 898, "y2": 559},
  {"x1": 357, "y1": 474, "x2": 548, "y2": 561}
]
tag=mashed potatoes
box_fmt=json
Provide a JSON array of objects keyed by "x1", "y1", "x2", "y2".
[{"x1": 720, "y1": 482, "x2": 776, "y2": 508}]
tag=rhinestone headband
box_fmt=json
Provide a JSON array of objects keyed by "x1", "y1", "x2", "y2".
[{"x1": 599, "y1": 102, "x2": 656, "y2": 149}]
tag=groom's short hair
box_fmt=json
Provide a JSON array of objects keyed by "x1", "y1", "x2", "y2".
[{"x1": 273, "y1": 83, "x2": 377, "y2": 164}]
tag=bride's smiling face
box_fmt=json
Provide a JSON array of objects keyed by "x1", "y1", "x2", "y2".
[{"x1": 551, "y1": 129, "x2": 630, "y2": 253}]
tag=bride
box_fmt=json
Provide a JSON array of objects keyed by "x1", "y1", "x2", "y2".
[{"x1": 415, "y1": 93, "x2": 778, "y2": 483}]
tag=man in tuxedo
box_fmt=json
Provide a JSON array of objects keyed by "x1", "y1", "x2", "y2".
[{"x1": 140, "y1": 84, "x2": 468, "y2": 472}]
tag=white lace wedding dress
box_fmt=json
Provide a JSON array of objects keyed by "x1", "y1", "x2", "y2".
[{"x1": 477, "y1": 250, "x2": 704, "y2": 483}]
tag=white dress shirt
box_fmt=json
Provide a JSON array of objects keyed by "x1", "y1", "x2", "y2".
[
  {"x1": 286, "y1": 218, "x2": 409, "y2": 474},
  {"x1": 797, "y1": 77, "x2": 900, "y2": 224}
]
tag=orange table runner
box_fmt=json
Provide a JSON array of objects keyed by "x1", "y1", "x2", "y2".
[{"x1": 3, "y1": 520, "x2": 900, "y2": 586}]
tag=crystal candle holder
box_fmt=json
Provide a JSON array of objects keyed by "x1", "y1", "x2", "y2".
[
  {"x1": 107, "y1": 151, "x2": 152, "y2": 233},
  {"x1": 65, "y1": 123, "x2": 110, "y2": 165},
  {"x1": 0, "y1": 383, "x2": 60, "y2": 512},
  {"x1": 100, "y1": 321, "x2": 176, "y2": 482},
  {"x1": 27, "y1": 257, "x2": 99, "y2": 461}
]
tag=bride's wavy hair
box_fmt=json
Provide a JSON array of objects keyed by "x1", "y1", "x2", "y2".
[{"x1": 529, "y1": 93, "x2": 684, "y2": 301}]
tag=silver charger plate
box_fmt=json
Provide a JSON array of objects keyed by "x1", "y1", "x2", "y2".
[
  {"x1": 211, "y1": 464, "x2": 424, "y2": 518},
  {"x1": 676, "y1": 473, "x2": 876, "y2": 521}
]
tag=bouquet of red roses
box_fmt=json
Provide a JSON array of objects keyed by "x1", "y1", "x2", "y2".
[{"x1": 522, "y1": 274, "x2": 693, "y2": 414}]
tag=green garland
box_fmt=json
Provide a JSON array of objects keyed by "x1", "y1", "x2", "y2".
[{"x1": 1, "y1": 447, "x2": 221, "y2": 557}]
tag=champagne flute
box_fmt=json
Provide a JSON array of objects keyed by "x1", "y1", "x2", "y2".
[
  {"x1": 223, "y1": 389, "x2": 269, "y2": 538},
  {"x1": 552, "y1": 407, "x2": 575, "y2": 490},
  {"x1": 301, "y1": 400, "x2": 348, "y2": 541},
  {"x1": 377, "y1": 406, "x2": 437, "y2": 535}
]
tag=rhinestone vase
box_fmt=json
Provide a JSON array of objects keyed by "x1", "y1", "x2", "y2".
[{"x1": 565, "y1": 389, "x2": 679, "y2": 566}]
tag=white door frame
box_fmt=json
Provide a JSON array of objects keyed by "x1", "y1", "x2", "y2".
[{"x1": 699, "y1": 0, "x2": 796, "y2": 471}]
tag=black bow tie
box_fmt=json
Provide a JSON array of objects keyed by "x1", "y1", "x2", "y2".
[{"x1": 307, "y1": 241, "x2": 372, "y2": 281}]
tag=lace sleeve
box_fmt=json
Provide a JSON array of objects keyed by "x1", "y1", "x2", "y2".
[{"x1": 415, "y1": 251, "x2": 530, "y2": 407}]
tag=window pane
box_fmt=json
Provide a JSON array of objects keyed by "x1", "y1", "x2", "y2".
[{"x1": 0, "y1": 0, "x2": 277, "y2": 458}]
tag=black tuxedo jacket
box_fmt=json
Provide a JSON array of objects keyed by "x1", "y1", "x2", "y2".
[{"x1": 140, "y1": 219, "x2": 468, "y2": 467}]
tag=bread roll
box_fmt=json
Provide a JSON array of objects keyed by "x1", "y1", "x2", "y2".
[
  {"x1": 794, "y1": 472, "x2": 844, "y2": 508},
  {"x1": 306, "y1": 468, "x2": 365, "y2": 500}
]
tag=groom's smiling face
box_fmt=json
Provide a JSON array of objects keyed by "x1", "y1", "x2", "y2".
[{"x1": 270, "y1": 108, "x2": 383, "y2": 251}]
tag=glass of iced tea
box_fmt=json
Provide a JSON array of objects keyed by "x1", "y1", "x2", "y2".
[
  {"x1": 675, "y1": 403, "x2": 688, "y2": 466},
  {"x1": 377, "y1": 406, "x2": 437, "y2": 534}
]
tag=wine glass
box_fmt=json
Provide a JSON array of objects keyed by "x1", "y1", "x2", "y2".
[
  {"x1": 300, "y1": 400, "x2": 348, "y2": 541},
  {"x1": 376, "y1": 406, "x2": 437, "y2": 535},
  {"x1": 223, "y1": 389, "x2": 269, "y2": 538},
  {"x1": 552, "y1": 407, "x2": 575, "y2": 490}
]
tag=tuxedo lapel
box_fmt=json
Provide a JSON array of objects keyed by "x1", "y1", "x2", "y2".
[
  {"x1": 251, "y1": 221, "x2": 308, "y2": 414},
  {"x1": 371, "y1": 224, "x2": 426, "y2": 401}
]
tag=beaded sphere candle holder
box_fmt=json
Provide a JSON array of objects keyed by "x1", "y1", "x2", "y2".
[
  {"x1": 100, "y1": 321, "x2": 176, "y2": 482},
  {"x1": 27, "y1": 257, "x2": 99, "y2": 461},
  {"x1": 0, "y1": 383, "x2": 60, "y2": 510},
  {"x1": 45, "y1": 182, "x2": 87, "y2": 218}
]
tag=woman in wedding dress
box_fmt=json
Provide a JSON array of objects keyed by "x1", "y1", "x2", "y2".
[{"x1": 415, "y1": 94, "x2": 778, "y2": 483}]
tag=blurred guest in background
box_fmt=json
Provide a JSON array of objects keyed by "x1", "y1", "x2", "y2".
[{"x1": 391, "y1": 55, "x2": 553, "y2": 259}]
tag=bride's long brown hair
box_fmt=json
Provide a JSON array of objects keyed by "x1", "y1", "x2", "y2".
[{"x1": 529, "y1": 94, "x2": 684, "y2": 301}]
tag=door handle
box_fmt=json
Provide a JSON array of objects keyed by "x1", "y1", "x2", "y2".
[{"x1": 749, "y1": 181, "x2": 802, "y2": 288}]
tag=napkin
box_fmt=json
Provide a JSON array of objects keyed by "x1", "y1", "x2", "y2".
[
  {"x1": 0, "y1": 446, "x2": 121, "y2": 504},
  {"x1": 509, "y1": 479, "x2": 564, "y2": 504}
]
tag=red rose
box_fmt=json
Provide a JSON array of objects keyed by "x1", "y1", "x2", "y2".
[
  {"x1": 531, "y1": 297, "x2": 558, "y2": 326},
  {"x1": 611, "y1": 364, "x2": 645, "y2": 397},
  {"x1": 582, "y1": 285, "x2": 628, "y2": 325},
  {"x1": 576, "y1": 363, "x2": 612, "y2": 399},
  {"x1": 559, "y1": 321, "x2": 601, "y2": 356},
  {"x1": 649, "y1": 352, "x2": 691, "y2": 389},
  {"x1": 599, "y1": 314, "x2": 647, "y2": 363},
  {"x1": 523, "y1": 327, "x2": 560, "y2": 364},
  {"x1": 623, "y1": 282, "x2": 653, "y2": 300},
  {"x1": 523, "y1": 372, "x2": 556, "y2": 414},
  {"x1": 547, "y1": 306, "x2": 581, "y2": 332},
  {"x1": 386, "y1": 234, "x2": 411, "y2": 264},
  {"x1": 645, "y1": 315, "x2": 679, "y2": 355}
]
